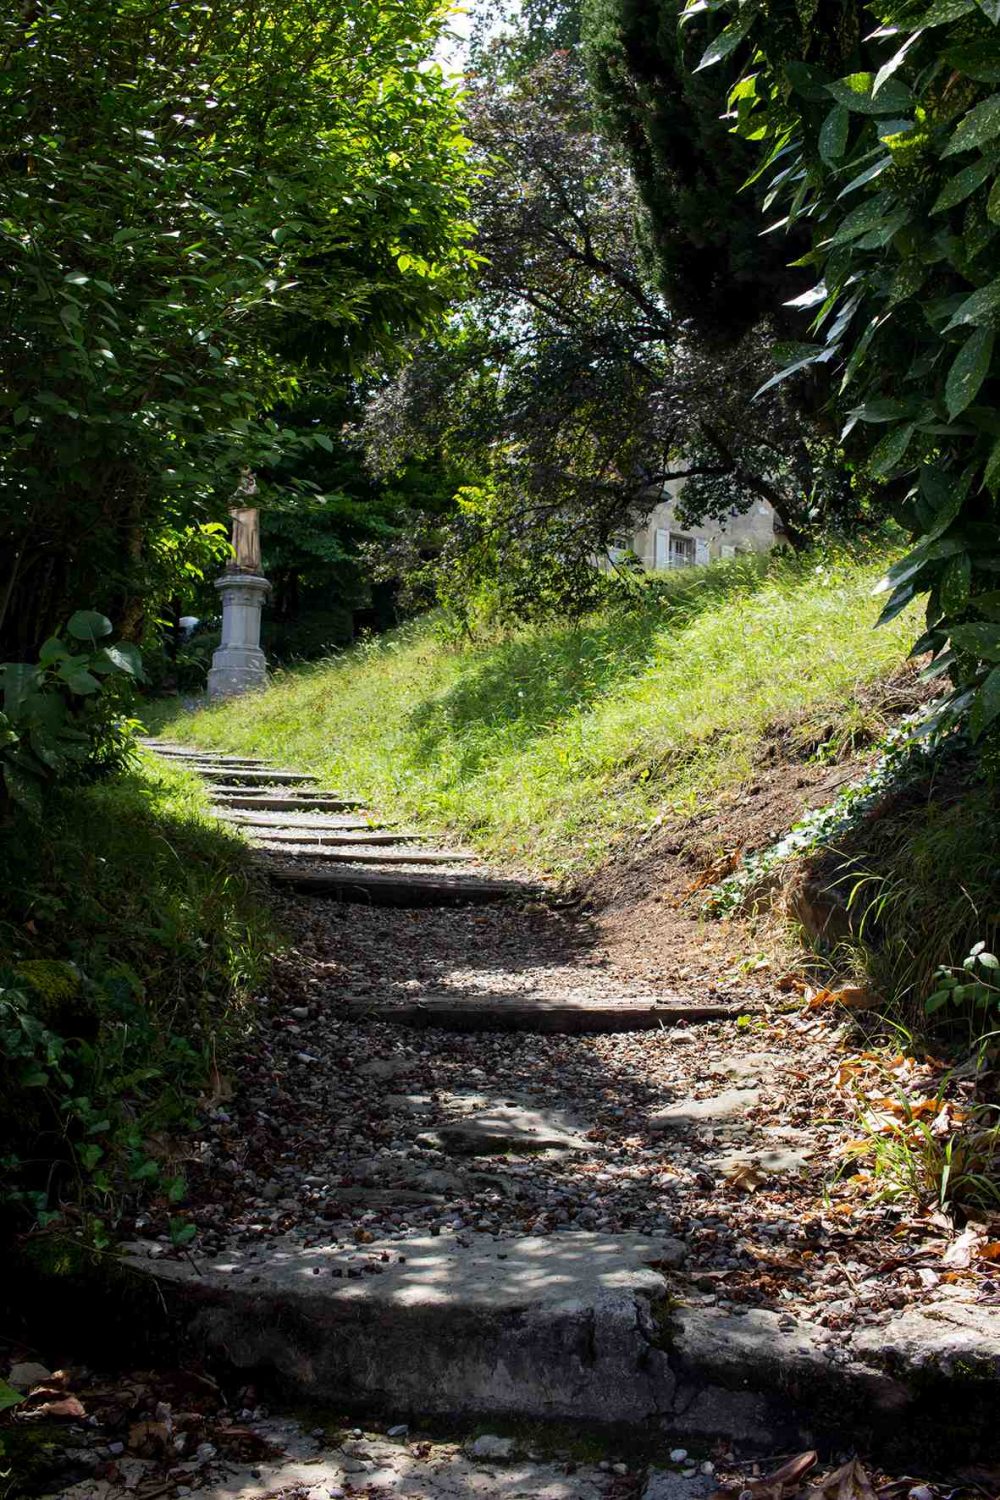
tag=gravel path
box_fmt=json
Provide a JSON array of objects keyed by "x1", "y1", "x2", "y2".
[{"x1": 136, "y1": 744, "x2": 993, "y2": 1351}]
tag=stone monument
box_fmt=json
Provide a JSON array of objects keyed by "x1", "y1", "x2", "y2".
[{"x1": 206, "y1": 472, "x2": 270, "y2": 700}]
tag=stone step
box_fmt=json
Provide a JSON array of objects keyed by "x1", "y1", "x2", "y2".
[
  {"x1": 193, "y1": 767, "x2": 319, "y2": 785},
  {"x1": 340, "y1": 996, "x2": 748, "y2": 1033},
  {"x1": 124, "y1": 1230, "x2": 1000, "y2": 1458},
  {"x1": 208, "y1": 792, "x2": 365, "y2": 812},
  {"x1": 251, "y1": 843, "x2": 475, "y2": 865},
  {"x1": 269, "y1": 865, "x2": 540, "y2": 906}
]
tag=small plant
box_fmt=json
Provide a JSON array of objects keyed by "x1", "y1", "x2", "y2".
[
  {"x1": 837, "y1": 1051, "x2": 1000, "y2": 1216},
  {"x1": 0, "y1": 610, "x2": 142, "y2": 814},
  {"x1": 927, "y1": 943, "x2": 1000, "y2": 1021}
]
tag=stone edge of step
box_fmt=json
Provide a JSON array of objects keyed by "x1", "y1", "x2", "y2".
[{"x1": 119, "y1": 1232, "x2": 1000, "y2": 1460}]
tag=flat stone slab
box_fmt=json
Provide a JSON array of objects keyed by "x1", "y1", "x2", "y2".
[
  {"x1": 416, "y1": 1102, "x2": 590, "y2": 1156},
  {"x1": 648, "y1": 1089, "x2": 760, "y2": 1133},
  {"x1": 126, "y1": 1233, "x2": 675, "y2": 1424},
  {"x1": 342, "y1": 996, "x2": 748, "y2": 1034},
  {"x1": 644, "y1": 1475, "x2": 716, "y2": 1500},
  {"x1": 219, "y1": 811, "x2": 381, "y2": 832},
  {"x1": 246, "y1": 828, "x2": 424, "y2": 846}
]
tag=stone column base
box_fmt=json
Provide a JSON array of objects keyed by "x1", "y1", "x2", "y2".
[
  {"x1": 208, "y1": 572, "x2": 270, "y2": 700},
  {"x1": 207, "y1": 644, "x2": 268, "y2": 699}
]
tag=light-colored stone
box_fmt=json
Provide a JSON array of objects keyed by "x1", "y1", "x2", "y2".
[
  {"x1": 417, "y1": 1103, "x2": 589, "y2": 1157},
  {"x1": 648, "y1": 1089, "x2": 760, "y2": 1132},
  {"x1": 466, "y1": 1434, "x2": 517, "y2": 1460},
  {"x1": 127, "y1": 1232, "x2": 676, "y2": 1423},
  {"x1": 6, "y1": 1360, "x2": 51, "y2": 1390},
  {"x1": 644, "y1": 1474, "x2": 716, "y2": 1500}
]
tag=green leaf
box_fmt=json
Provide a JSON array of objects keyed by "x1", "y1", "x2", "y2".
[
  {"x1": 931, "y1": 157, "x2": 995, "y2": 213},
  {"x1": 949, "y1": 621, "x2": 1000, "y2": 656},
  {"x1": 0, "y1": 1380, "x2": 22, "y2": 1413},
  {"x1": 63, "y1": 668, "x2": 101, "y2": 696},
  {"x1": 99, "y1": 642, "x2": 143, "y2": 678},
  {"x1": 826, "y1": 73, "x2": 914, "y2": 115},
  {"x1": 941, "y1": 550, "x2": 973, "y2": 611},
  {"x1": 945, "y1": 325, "x2": 995, "y2": 417},
  {"x1": 819, "y1": 105, "x2": 849, "y2": 163},
  {"x1": 985, "y1": 432, "x2": 1000, "y2": 491},
  {"x1": 66, "y1": 610, "x2": 113, "y2": 643},
  {"x1": 971, "y1": 665, "x2": 1000, "y2": 737},
  {"x1": 945, "y1": 275, "x2": 1000, "y2": 327},
  {"x1": 868, "y1": 422, "x2": 915, "y2": 475},
  {"x1": 943, "y1": 93, "x2": 1000, "y2": 156},
  {"x1": 314, "y1": 433, "x2": 335, "y2": 453},
  {"x1": 695, "y1": 13, "x2": 752, "y2": 71}
]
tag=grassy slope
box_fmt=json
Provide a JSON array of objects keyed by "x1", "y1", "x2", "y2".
[{"x1": 157, "y1": 549, "x2": 915, "y2": 876}]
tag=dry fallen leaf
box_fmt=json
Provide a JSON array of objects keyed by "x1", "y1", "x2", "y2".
[{"x1": 19, "y1": 1395, "x2": 86, "y2": 1421}]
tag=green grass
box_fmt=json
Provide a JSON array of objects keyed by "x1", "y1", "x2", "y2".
[
  {"x1": 0, "y1": 755, "x2": 275, "y2": 1238},
  {"x1": 153, "y1": 547, "x2": 916, "y2": 876}
]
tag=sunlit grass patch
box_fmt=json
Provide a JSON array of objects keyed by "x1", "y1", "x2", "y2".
[{"x1": 154, "y1": 546, "x2": 914, "y2": 876}]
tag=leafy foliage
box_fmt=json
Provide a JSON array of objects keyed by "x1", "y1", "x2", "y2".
[
  {"x1": 581, "y1": 0, "x2": 804, "y2": 336},
  {"x1": 364, "y1": 51, "x2": 856, "y2": 623},
  {"x1": 0, "y1": 0, "x2": 476, "y2": 659},
  {"x1": 0, "y1": 612, "x2": 142, "y2": 814},
  {"x1": 0, "y1": 760, "x2": 272, "y2": 1241},
  {"x1": 683, "y1": 0, "x2": 1000, "y2": 739}
]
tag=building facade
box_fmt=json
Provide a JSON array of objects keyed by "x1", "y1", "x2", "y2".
[{"x1": 612, "y1": 480, "x2": 784, "y2": 571}]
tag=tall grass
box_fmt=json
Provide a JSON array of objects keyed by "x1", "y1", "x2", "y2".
[{"x1": 156, "y1": 548, "x2": 915, "y2": 875}]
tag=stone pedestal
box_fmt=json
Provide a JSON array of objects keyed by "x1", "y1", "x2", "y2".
[{"x1": 207, "y1": 572, "x2": 270, "y2": 700}]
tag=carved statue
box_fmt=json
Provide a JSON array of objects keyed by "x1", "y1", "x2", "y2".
[{"x1": 228, "y1": 469, "x2": 261, "y2": 574}]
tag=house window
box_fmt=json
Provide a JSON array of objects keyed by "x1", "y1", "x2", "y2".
[{"x1": 668, "y1": 533, "x2": 696, "y2": 569}]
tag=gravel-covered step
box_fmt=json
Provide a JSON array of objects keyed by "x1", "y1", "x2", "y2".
[{"x1": 269, "y1": 865, "x2": 541, "y2": 906}]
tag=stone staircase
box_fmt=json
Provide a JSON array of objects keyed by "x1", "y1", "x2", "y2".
[{"x1": 141, "y1": 738, "x2": 747, "y2": 1033}]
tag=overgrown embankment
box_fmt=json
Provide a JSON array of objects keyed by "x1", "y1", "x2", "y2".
[
  {"x1": 0, "y1": 757, "x2": 274, "y2": 1243},
  {"x1": 156, "y1": 549, "x2": 915, "y2": 875}
]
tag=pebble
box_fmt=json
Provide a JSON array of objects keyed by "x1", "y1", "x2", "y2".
[
  {"x1": 670, "y1": 1449, "x2": 688, "y2": 1463},
  {"x1": 7, "y1": 1361, "x2": 52, "y2": 1390},
  {"x1": 467, "y1": 1434, "x2": 517, "y2": 1459}
]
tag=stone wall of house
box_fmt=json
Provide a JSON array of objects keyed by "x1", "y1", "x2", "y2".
[{"x1": 626, "y1": 481, "x2": 783, "y2": 572}]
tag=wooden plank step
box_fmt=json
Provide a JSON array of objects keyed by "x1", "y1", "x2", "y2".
[
  {"x1": 192, "y1": 767, "x2": 319, "y2": 785},
  {"x1": 340, "y1": 997, "x2": 748, "y2": 1034},
  {"x1": 144, "y1": 746, "x2": 271, "y2": 766},
  {"x1": 252, "y1": 844, "x2": 475, "y2": 865},
  {"x1": 244, "y1": 828, "x2": 426, "y2": 846},
  {"x1": 216, "y1": 811, "x2": 382, "y2": 831},
  {"x1": 269, "y1": 866, "x2": 540, "y2": 907},
  {"x1": 207, "y1": 792, "x2": 364, "y2": 812}
]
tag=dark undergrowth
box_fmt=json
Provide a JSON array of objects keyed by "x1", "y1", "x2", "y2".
[
  {"x1": 0, "y1": 755, "x2": 275, "y2": 1248},
  {"x1": 795, "y1": 746, "x2": 1000, "y2": 1034}
]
